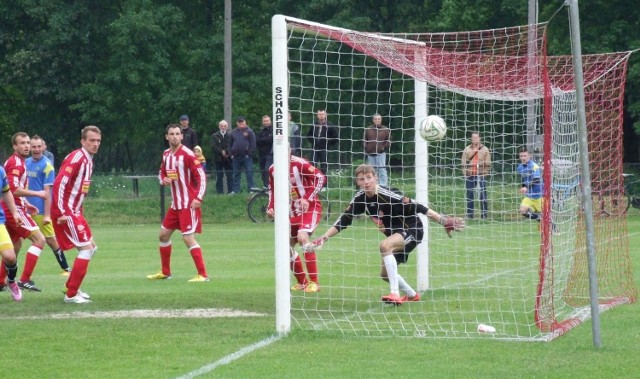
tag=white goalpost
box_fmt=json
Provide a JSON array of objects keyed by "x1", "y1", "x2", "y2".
[{"x1": 271, "y1": 14, "x2": 636, "y2": 340}]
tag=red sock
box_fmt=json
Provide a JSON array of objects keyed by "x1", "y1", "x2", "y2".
[
  {"x1": 65, "y1": 258, "x2": 90, "y2": 298},
  {"x1": 189, "y1": 246, "x2": 208, "y2": 277},
  {"x1": 290, "y1": 255, "x2": 307, "y2": 285},
  {"x1": 20, "y1": 246, "x2": 43, "y2": 282},
  {"x1": 304, "y1": 251, "x2": 318, "y2": 283},
  {"x1": 0, "y1": 263, "x2": 6, "y2": 284},
  {"x1": 159, "y1": 244, "x2": 172, "y2": 276}
]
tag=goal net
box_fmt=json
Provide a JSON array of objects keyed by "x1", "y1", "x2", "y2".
[{"x1": 272, "y1": 15, "x2": 636, "y2": 340}]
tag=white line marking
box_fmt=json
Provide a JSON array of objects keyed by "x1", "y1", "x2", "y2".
[
  {"x1": 0, "y1": 308, "x2": 267, "y2": 320},
  {"x1": 176, "y1": 334, "x2": 283, "y2": 379}
]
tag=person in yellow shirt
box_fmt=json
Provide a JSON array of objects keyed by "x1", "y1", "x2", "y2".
[
  {"x1": 461, "y1": 132, "x2": 491, "y2": 219},
  {"x1": 194, "y1": 145, "x2": 207, "y2": 171}
]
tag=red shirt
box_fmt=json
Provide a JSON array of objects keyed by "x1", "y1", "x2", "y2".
[
  {"x1": 268, "y1": 155, "x2": 325, "y2": 217},
  {"x1": 2, "y1": 153, "x2": 28, "y2": 210},
  {"x1": 159, "y1": 145, "x2": 206, "y2": 210},
  {"x1": 52, "y1": 148, "x2": 94, "y2": 217}
]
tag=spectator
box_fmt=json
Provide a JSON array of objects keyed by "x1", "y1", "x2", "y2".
[
  {"x1": 289, "y1": 112, "x2": 302, "y2": 157},
  {"x1": 256, "y1": 115, "x2": 274, "y2": 188},
  {"x1": 363, "y1": 113, "x2": 391, "y2": 187},
  {"x1": 147, "y1": 124, "x2": 209, "y2": 283},
  {"x1": 210, "y1": 120, "x2": 233, "y2": 194},
  {"x1": 307, "y1": 108, "x2": 338, "y2": 177},
  {"x1": 194, "y1": 145, "x2": 207, "y2": 171},
  {"x1": 229, "y1": 116, "x2": 256, "y2": 194},
  {"x1": 179, "y1": 114, "x2": 198, "y2": 150},
  {"x1": 461, "y1": 131, "x2": 491, "y2": 219}
]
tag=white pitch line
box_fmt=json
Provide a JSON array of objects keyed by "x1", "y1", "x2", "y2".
[
  {"x1": 0, "y1": 308, "x2": 267, "y2": 320},
  {"x1": 176, "y1": 334, "x2": 283, "y2": 379}
]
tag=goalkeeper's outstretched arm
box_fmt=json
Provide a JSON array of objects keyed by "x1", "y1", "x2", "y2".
[{"x1": 422, "y1": 206, "x2": 466, "y2": 238}]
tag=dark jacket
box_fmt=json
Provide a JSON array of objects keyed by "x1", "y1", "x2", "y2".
[
  {"x1": 256, "y1": 125, "x2": 274, "y2": 157},
  {"x1": 211, "y1": 130, "x2": 232, "y2": 162},
  {"x1": 182, "y1": 127, "x2": 199, "y2": 150},
  {"x1": 307, "y1": 121, "x2": 338, "y2": 151},
  {"x1": 229, "y1": 127, "x2": 256, "y2": 158}
]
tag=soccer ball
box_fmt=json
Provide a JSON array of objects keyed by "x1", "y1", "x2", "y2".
[{"x1": 419, "y1": 115, "x2": 447, "y2": 141}]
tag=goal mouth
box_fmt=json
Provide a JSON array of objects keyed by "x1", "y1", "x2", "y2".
[{"x1": 273, "y1": 15, "x2": 637, "y2": 340}]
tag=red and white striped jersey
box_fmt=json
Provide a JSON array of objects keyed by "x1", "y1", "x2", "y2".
[
  {"x1": 3, "y1": 153, "x2": 28, "y2": 209},
  {"x1": 159, "y1": 145, "x2": 206, "y2": 210},
  {"x1": 268, "y1": 155, "x2": 325, "y2": 216},
  {"x1": 52, "y1": 148, "x2": 94, "y2": 217}
]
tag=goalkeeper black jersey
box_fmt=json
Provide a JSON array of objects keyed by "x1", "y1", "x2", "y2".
[{"x1": 333, "y1": 186, "x2": 429, "y2": 236}]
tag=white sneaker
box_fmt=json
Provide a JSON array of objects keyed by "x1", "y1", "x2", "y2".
[
  {"x1": 77, "y1": 289, "x2": 91, "y2": 299},
  {"x1": 64, "y1": 294, "x2": 92, "y2": 304}
]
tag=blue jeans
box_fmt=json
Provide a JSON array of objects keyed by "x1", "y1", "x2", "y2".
[
  {"x1": 232, "y1": 155, "x2": 255, "y2": 193},
  {"x1": 465, "y1": 176, "x2": 488, "y2": 219},
  {"x1": 366, "y1": 153, "x2": 388, "y2": 187}
]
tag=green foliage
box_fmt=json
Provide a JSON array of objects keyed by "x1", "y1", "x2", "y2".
[{"x1": 0, "y1": 0, "x2": 638, "y2": 168}]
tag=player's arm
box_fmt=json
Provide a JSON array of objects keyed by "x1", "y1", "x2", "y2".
[
  {"x1": 305, "y1": 195, "x2": 363, "y2": 250},
  {"x1": 43, "y1": 183, "x2": 52, "y2": 222},
  {"x1": 412, "y1": 201, "x2": 465, "y2": 238},
  {"x1": 191, "y1": 158, "x2": 207, "y2": 208},
  {"x1": 2, "y1": 188, "x2": 23, "y2": 226}
]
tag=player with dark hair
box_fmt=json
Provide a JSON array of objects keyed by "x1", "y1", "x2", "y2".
[
  {"x1": 308, "y1": 164, "x2": 465, "y2": 305},
  {"x1": 517, "y1": 148, "x2": 543, "y2": 222},
  {"x1": 52, "y1": 125, "x2": 102, "y2": 303},
  {"x1": 26, "y1": 134, "x2": 71, "y2": 276},
  {"x1": 266, "y1": 154, "x2": 325, "y2": 293},
  {"x1": 147, "y1": 123, "x2": 209, "y2": 282},
  {"x1": 0, "y1": 132, "x2": 47, "y2": 293}
]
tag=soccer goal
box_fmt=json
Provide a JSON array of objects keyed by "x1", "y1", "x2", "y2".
[{"x1": 271, "y1": 15, "x2": 636, "y2": 340}]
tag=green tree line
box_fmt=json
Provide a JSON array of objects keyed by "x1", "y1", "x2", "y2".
[{"x1": 0, "y1": 0, "x2": 638, "y2": 172}]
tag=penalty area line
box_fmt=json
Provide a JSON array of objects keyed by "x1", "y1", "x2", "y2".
[{"x1": 175, "y1": 334, "x2": 283, "y2": 379}]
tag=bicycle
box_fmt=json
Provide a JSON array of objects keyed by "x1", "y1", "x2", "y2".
[{"x1": 247, "y1": 187, "x2": 331, "y2": 223}]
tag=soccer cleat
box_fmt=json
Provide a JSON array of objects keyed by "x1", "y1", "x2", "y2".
[
  {"x1": 60, "y1": 270, "x2": 71, "y2": 277},
  {"x1": 63, "y1": 288, "x2": 91, "y2": 300},
  {"x1": 400, "y1": 293, "x2": 421, "y2": 302},
  {"x1": 0, "y1": 283, "x2": 7, "y2": 292},
  {"x1": 18, "y1": 280, "x2": 42, "y2": 292},
  {"x1": 303, "y1": 281, "x2": 319, "y2": 293},
  {"x1": 381, "y1": 293, "x2": 404, "y2": 305},
  {"x1": 188, "y1": 275, "x2": 210, "y2": 282},
  {"x1": 291, "y1": 283, "x2": 306, "y2": 291},
  {"x1": 146, "y1": 272, "x2": 172, "y2": 280},
  {"x1": 64, "y1": 294, "x2": 92, "y2": 304},
  {"x1": 9, "y1": 281, "x2": 23, "y2": 302}
]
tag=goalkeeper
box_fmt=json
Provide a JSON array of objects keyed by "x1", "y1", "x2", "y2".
[{"x1": 307, "y1": 164, "x2": 464, "y2": 305}]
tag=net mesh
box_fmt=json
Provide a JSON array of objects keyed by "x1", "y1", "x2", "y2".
[{"x1": 281, "y1": 18, "x2": 636, "y2": 340}]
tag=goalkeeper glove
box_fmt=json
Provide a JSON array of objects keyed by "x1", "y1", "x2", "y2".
[
  {"x1": 303, "y1": 235, "x2": 328, "y2": 251},
  {"x1": 439, "y1": 215, "x2": 464, "y2": 238}
]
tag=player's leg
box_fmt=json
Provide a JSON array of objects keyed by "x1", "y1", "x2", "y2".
[
  {"x1": 35, "y1": 214, "x2": 70, "y2": 274},
  {"x1": 378, "y1": 233, "x2": 406, "y2": 305},
  {"x1": 18, "y1": 229, "x2": 46, "y2": 291},
  {"x1": 148, "y1": 208, "x2": 178, "y2": 279},
  {"x1": 298, "y1": 208, "x2": 321, "y2": 292},
  {"x1": 0, "y1": 225, "x2": 21, "y2": 301},
  {"x1": 180, "y1": 208, "x2": 208, "y2": 282},
  {"x1": 63, "y1": 239, "x2": 95, "y2": 304},
  {"x1": 520, "y1": 198, "x2": 540, "y2": 220},
  {"x1": 289, "y1": 222, "x2": 308, "y2": 290}
]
